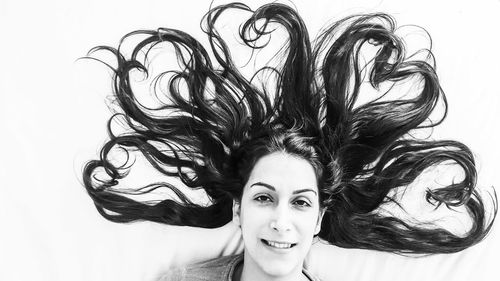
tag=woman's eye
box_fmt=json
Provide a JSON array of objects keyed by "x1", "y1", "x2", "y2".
[
  {"x1": 293, "y1": 199, "x2": 311, "y2": 208},
  {"x1": 254, "y1": 195, "x2": 272, "y2": 203}
]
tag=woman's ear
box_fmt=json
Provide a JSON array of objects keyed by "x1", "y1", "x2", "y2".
[
  {"x1": 314, "y1": 208, "x2": 325, "y2": 235},
  {"x1": 232, "y1": 200, "x2": 241, "y2": 227}
]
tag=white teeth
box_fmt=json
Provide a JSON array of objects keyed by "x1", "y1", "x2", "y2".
[{"x1": 265, "y1": 240, "x2": 292, "y2": 249}]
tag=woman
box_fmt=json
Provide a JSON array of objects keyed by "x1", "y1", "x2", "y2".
[
  {"x1": 161, "y1": 130, "x2": 326, "y2": 280},
  {"x1": 82, "y1": 1, "x2": 496, "y2": 279}
]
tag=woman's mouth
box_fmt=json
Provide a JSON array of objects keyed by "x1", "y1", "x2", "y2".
[{"x1": 261, "y1": 239, "x2": 297, "y2": 249}]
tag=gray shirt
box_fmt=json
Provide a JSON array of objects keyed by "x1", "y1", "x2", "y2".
[{"x1": 160, "y1": 254, "x2": 321, "y2": 281}]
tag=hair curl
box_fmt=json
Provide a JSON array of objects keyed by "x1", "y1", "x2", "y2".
[{"x1": 82, "y1": 2, "x2": 496, "y2": 254}]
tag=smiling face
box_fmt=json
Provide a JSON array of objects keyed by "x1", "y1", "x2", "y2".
[{"x1": 233, "y1": 152, "x2": 324, "y2": 280}]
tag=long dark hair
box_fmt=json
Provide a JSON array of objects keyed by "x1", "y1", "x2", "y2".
[{"x1": 82, "y1": 2, "x2": 496, "y2": 254}]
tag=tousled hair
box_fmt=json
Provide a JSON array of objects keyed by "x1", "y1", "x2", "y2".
[{"x1": 82, "y1": 2, "x2": 496, "y2": 254}]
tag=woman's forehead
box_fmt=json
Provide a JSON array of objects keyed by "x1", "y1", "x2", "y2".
[{"x1": 245, "y1": 152, "x2": 318, "y2": 193}]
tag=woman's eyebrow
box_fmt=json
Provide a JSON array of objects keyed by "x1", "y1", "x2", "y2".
[
  {"x1": 250, "y1": 182, "x2": 275, "y2": 191},
  {"x1": 250, "y1": 182, "x2": 317, "y2": 195},
  {"x1": 293, "y1": 188, "x2": 317, "y2": 196}
]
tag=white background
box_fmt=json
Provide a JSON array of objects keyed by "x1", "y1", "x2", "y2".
[{"x1": 1, "y1": 0, "x2": 499, "y2": 280}]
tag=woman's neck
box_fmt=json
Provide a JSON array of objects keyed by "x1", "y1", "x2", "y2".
[{"x1": 232, "y1": 252, "x2": 309, "y2": 281}]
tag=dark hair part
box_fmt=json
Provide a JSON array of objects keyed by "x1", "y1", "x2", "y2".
[
  {"x1": 231, "y1": 126, "x2": 327, "y2": 204},
  {"x1": 82, "y1": 2, "x2": 496, "y2": 254}
]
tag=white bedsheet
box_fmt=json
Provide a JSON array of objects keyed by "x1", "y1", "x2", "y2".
[{"x1": 1, "y1": 0, "x2": 499, "y2": 280}]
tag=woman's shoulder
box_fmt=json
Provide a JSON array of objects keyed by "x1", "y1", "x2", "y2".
[
  {"x1": 159, "y1": 254, "x2": 243, "y2": 281},
  {"x1": 303, "y1": 267, "x2": 323, "y2": 281}
]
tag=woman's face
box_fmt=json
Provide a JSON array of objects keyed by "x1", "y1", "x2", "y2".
[{"x1": 233, "y1": 152, "x2": 324, "y2": 279}]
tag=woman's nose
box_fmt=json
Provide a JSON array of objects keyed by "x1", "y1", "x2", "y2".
[{"x1": 269, "y1": 204, "x2": 292, "y2": 232}]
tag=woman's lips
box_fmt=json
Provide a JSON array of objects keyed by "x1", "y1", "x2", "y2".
[{"x1": 261, "y1": 239, "x2": 297, "y2": 250}]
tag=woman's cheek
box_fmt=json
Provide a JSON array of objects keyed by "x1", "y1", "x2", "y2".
[
  {"x1": 241, "y1": 203, "x2": 267, "y2": 227},
  {"x1": 295, "y1": 209, "x2": 321, "y2": 235}
]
